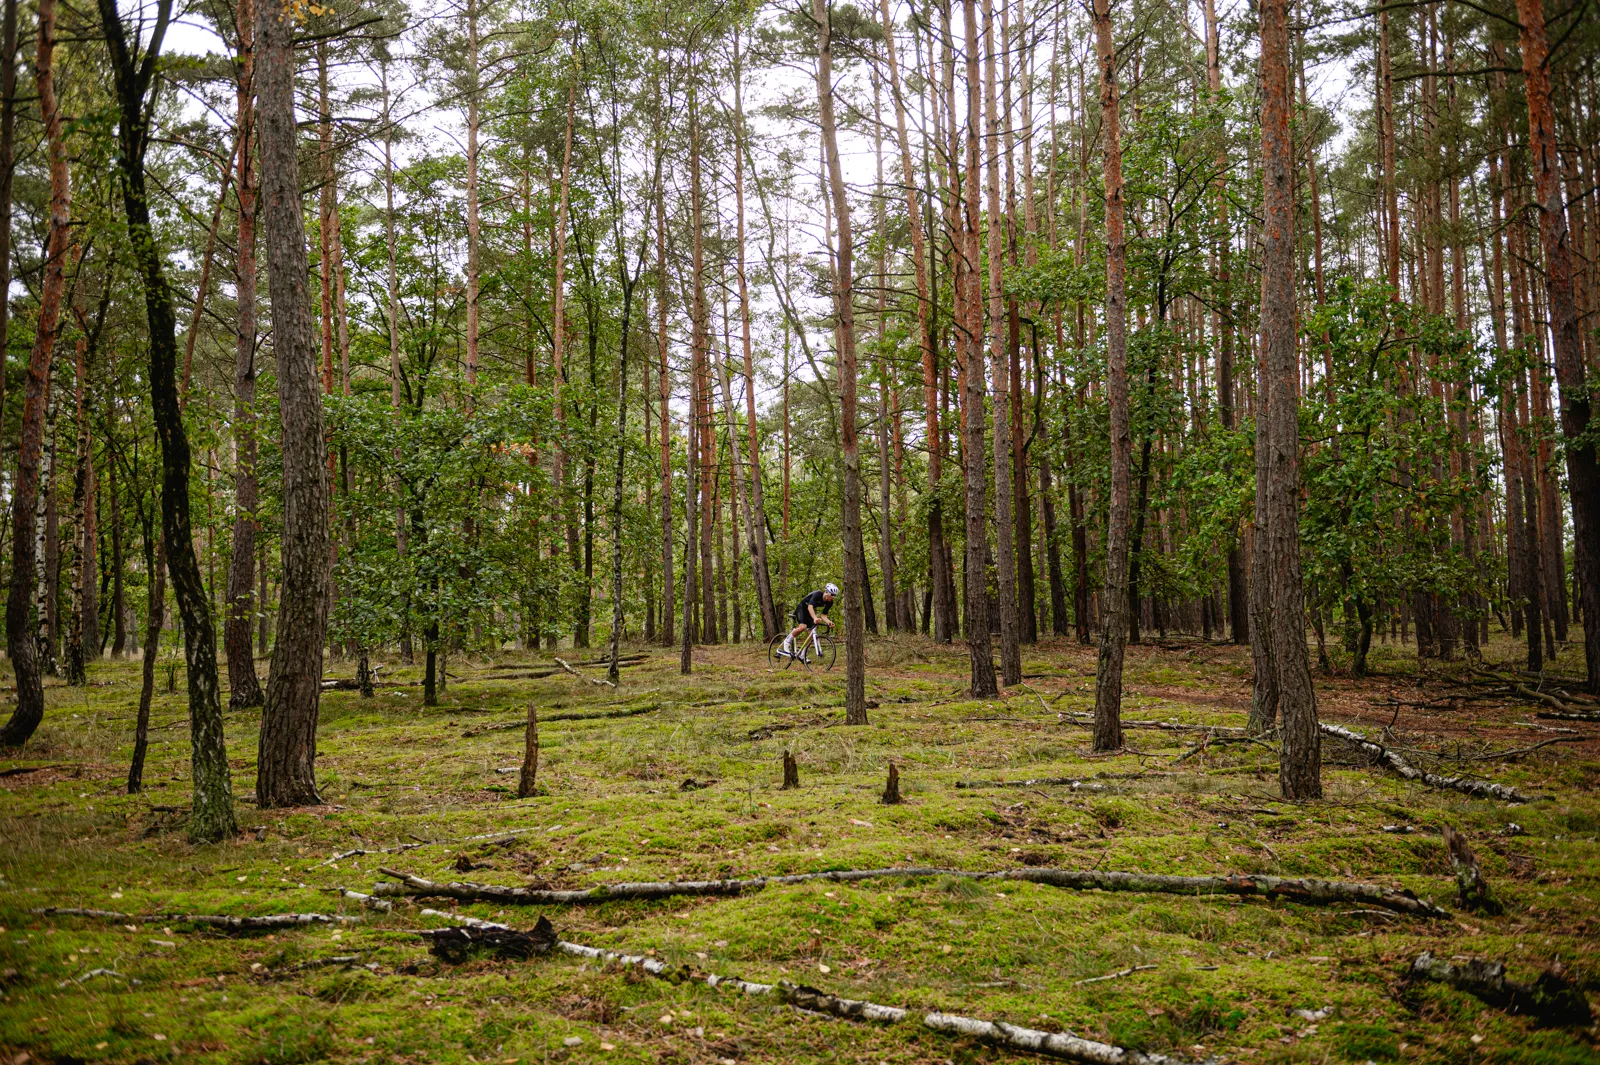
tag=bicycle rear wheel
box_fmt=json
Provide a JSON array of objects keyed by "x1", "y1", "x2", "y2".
[{"x1": 767, "y1": 632, "x2": 800, "y2": 670}]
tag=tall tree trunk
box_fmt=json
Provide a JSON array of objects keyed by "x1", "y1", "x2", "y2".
[
  {"x1": 109, "y1": 454, "x2": 125, "y2": 656},
  {"x1": 656, "y1": 91, "x2": 675, "y2": 648},
  {"x1": 732, "y1": 29, "x2": 778, "y2": 640},
  {"x1": 1091, "y1": 0, "x2": 1129, "y2": 750},
  {"x1": 66, "y1": 310, "x2": 96, "y2": 685},
  {"x1": 382, "y1": 61, "x2": 411, "y2": 664},
  {"x1": 1206, "y1": 0, "x2": 1245, "y2": 644},
  {"x1": 255, "y1": 0, "x2": 330, "y2": 808},
  {"x1": 691, "y1": 74, "x2": 716, "y2": 645},
  {"x1": 879, "y1": 0, "x2": 949, "y2": 643},
  {"x1": 463, "y1": 0, "x2": 480, "y2": 398},
  {"x1": 815, "y1": 0, "x2": 868, "y2": 724},
  {"x1": 226, "y1": 0, "x2": 263, "y2": 709},
  {"x1": 555, "y1": 72, "x2": 579, "y2": 628},
  {"x1": 0, "y1": 0, "x2": 68, "y2": 747},
  {"x1": 99, "y1": 0, "x2": 236, "y2": 841},
  {"x1": 0, "y1": 0, "x2": 15, "y2": 485},
  {"x1": 1515, "y1": 0, "x2": 1600, "y2": 692},
  {"x1": 982, "y1": 0, "x2": 1021, "y2": 685},
  {"x1": 681, "y1": 299, "x2": 699, "y2": 675},
  {"x1": 1259, "y1": 0, "x2": 1319, "y2": 799},
  {"x1": 960, "y1": 0, "x2": 997, "y2": 696}
]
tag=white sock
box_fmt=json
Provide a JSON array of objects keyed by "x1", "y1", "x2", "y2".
[{"x1": 782, "y1": 634, "x2": 794, "y2": 652}]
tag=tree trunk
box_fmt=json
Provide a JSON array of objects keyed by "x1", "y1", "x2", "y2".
[
  {"x1": 1091, "y1": 0, "x2": 1129, "y2": 750},
  {"x1": 0, "y1": 0, "x2": 68, "y2": 746},
  {"x1": 128, "y1": 535, "x2": 164, "y2": 793},
  {"x1": 732, "y1": 30, "x2": 778, "y2": 641},
  {"x1": 816, "y1": 0, "x2": 868, "y2": 725},
  {"x1": 99, "y1": 0, "x2": 236, "y2": 841},
  {"x1": 255, "y1": 0, "x2": 330, "y2": 808},
  {"x1": 66, "y1": 309, "x2": 97, "y2": 685},
  {"x1": 1515, "y1": 0, "x2": 1600, "y2": 693},
  {"x1": 382, "y1": 61, "x2": 411, "y2": 664},
  {"x1": 959, "y1": 0, "x2": 997, "y2": 697},
  {"x1": 1259, "y1": 0, "x2": 1319, "y2": 799},
  {"x1": 982, "y1": 0, "x2": 1021, "y2": 686},
  {"x1": 878, "y1": 0, "x2": 949, "y2": 644},
  {"x1": 0, "y1": 0, "x2": 15, "y2": 490},
  {"x1": 555, "y1": 73, "x2": 579, "y2": 630},
  {"x1": 226, "y1": 0, "x2": 263, "y2": 709},
  {"x1": 656, "y1": 99, "x2": 675, "y2": 648},
  {"x1": 690, "y1": 79, "x2": 716, "y2": 646},
  {"x1": 463, "y1": 0, "x2": 480, "y2": 397}
]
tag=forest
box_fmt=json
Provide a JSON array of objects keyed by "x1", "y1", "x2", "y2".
[{"x1": 1, "y1": 0, "x2": 1598, "y2": 1060}]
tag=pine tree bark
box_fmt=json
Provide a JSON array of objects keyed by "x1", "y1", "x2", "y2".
[
  {"x1": 226, "y1": 0, "x2": 263, "y2": 709},
  {"x1": 816, "y1": 0, "x2": 868, "y2": 724},
  {"x1": 0, "y1": 0, "x2": 14, "y2": 478},
  {"x1": 982, "y1": 0, "x2": 1021, "y2": 686},
  {"x1": 961, "y1": 0, "x2": 997, "y2": 697},
  {"x1": 66, "y1": 311, "x2": 97, "y2": 686},
  {"x1": 656, "y1": 104, "x2": 675, "y2": 648},
  {"x1": 1514, "y1": 0, "x2": 1600, "y2": 693},
  {"x1": 99, "y1": 0, "x2": 236, "y2": 840},
  {"x1": 1091, "y1": 0, "x2": 1129, "y2": 750},
  {"x1": 0, "y1": 0, "x2": 68, "y2": 746},
  {"x1": 879, "y1": 0, "x2": 949, "y2": 644},
  {"x1": 1259, "y1": 0, "x2": 1319, "y2": 799},
  {"x1": 255, "y1": 0, "x2": 330, "y2": 807},
  {"x1": 732, "y1": 30, "x2": 778, "y2": 641},
  {"x1": 463, "y1": 0, "x2": 480, "y2": 398}
]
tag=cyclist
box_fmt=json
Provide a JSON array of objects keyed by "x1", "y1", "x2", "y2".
[{"x1": 780, "y1": 583, "x2": 838, "y2": 658}]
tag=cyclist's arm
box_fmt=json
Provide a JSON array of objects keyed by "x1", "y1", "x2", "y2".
[{"x1": 807, "y1": 603, "x2": 820, "y2": 625}]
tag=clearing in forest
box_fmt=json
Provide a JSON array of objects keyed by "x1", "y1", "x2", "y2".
[{"x1": 2, "y1": 634, "x2": 1597, "y2": 1064}]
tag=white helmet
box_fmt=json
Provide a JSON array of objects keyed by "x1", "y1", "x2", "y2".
[{"x1": 824, "y1": 583, "x2": 840, "y2": 596}]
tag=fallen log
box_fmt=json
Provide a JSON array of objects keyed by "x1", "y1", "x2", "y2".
[
  {"x1": 461, "y1": 703, "x2": 659, "y2": 736},
  {"x1": 1408, "y1": 952, "x2": 1591, "y2": 1026},
  {"x1": 554, "y1": 657, "x2": 616, "y2": 688},
  {"x1": 421, "y1": 914, "x2": 557, "y2": 962},
  {"x1": 1059, "y1": 714, "x2": 1247, "y2": 735},
  {"x1": 1535, "y1": 710, "x2": 1600, "y2": 723},
  {"x1": 375, "y1": 864, "x2": 1447, "y2": 917},
  {"x1": 1318, "y1": 723, "x2": 1536, "y2": 802},
  {"x1": 548, "y1": 925, "x2": 1190, "y2": 1064},
  {"x1": 955, "y1": 777, "x2": 1107, "y2": 792},
  {"x1": 32, "y1": 908, "x2": 360, "y2": 930}
]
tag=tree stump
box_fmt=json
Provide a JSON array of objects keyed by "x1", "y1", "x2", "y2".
[
  {"x1": 782, "y1": 750, "x2": 800, "y2": 790},
  {"x1": 1442, "y1": 823, "x2": 1499, "y2": 914},
  {"x1": 880, "y1": 763, "x2": 901, "y2": 805},
  {"x1": 518, "y1": 705, "x2": 539, "y2": 799}
]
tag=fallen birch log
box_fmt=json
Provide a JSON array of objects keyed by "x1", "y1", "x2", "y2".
[
  {"x1": 376, "y1": 864, "x2": 1446, "y2": 916},
  {"x1": 1059, "y1": 713, "x2": 1247, "y2": 735},
  {"x1": 1536, "y1": 710, "x2": 1600, "y2": 723},
  {"x1": 553, "y1": 657, "x2": 616, "y2": 688},
  {"x1": 1318, "y1": 723, "x2": 1536, "y2": 802},
  {"x1": 1409, "y1": 952, "x2": 1591, "y2": 1026},
  {"x1": 32, "y1": 908, "x2": 360, "y2": 930},
  {"x1": 411, "y1": 908, "x2": 1201, "y2": 1063}
]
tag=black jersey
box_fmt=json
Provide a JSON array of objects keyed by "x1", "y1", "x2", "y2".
[{"x1": 794, "y1": 589, "x2": 833, "y2": 625}]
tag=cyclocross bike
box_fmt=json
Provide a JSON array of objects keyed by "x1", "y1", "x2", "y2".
[{"x1": 766, "y1": 625, "x2": 837, "y2": 671}]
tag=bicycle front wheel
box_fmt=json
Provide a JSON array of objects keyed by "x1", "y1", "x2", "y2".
[{"x1": 814, "y1": 633, "x2": 838, "y2": 671}]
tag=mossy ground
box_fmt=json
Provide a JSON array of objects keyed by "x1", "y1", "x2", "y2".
[{"x1": 2, "y1": 631, "x2": 1597, "y2": 1064}]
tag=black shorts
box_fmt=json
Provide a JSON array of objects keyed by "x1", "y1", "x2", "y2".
[{"x1": 793, "y1": 607, "x2": 822, "y2": 629}]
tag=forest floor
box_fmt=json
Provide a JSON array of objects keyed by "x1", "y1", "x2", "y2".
[{"x1": 1, "y1": 630, "x2": 1598, "y2": 1065}]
